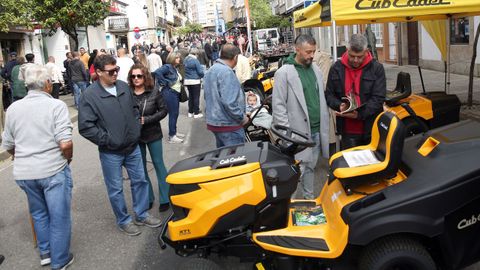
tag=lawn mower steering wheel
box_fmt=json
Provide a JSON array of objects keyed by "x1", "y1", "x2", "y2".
[{"x1": 271, "y1": 125, "x2": 316, "y2": 154}]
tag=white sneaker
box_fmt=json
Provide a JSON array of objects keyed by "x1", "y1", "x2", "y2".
[
  {"x1": 193, "y1": 113, "x2": 204, "y2": 119},
  {"x1": 188, "y1": 113, "x2": 194, "y2": 118},
  {"x1": 168, "y1": 135, "x2": 184, "y2": 144},
  {"x1": 176, "y1": 132, "x2": 186, "y2": 138}
]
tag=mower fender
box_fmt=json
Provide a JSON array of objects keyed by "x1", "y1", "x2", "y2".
[
  {"x1": 346, "y1": 213, "x2": 443, "y2": 246},
  {"x1": 385, "y1": 94, "x2": 433, "y2": 121}
]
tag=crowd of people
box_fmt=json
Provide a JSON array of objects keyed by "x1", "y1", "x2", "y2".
[{"x1": 0, "y1": 31, "x2": 386, "y2": 269}]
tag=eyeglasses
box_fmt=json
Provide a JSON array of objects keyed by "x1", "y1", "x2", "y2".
[
  {"x1": 101, "y1": 66, "x2": 120, "y2": 76},
  {"x1": 130, "y1": 74, "x2": 144, "y2": 79}
]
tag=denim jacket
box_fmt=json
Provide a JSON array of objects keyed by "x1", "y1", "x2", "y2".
[
  {"x1": 184, "y1": 55, "x2": 205, "y2": 80},
  {"x1": 154, "y1": 64, "x2": 179, "y2": 91},
  {"x1": 204, "y1": 59, "x2": 245, "y2": 126}
]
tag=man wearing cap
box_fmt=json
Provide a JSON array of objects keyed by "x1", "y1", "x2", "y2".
[
  {"x1": 1, "y1": 52, "x2": 19, "y2": 107},
  {"x1": 1, "y1": 52, "x2": 18, "y2": 83}
]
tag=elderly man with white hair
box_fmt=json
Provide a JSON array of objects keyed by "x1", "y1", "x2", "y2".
[
  {"x1": 1, "y1": 65, "x2": 74, "y2": 270},
  {"x1": 147, "y1": 46, "x2": 163, "y2": 75},
  {"x1": 45, "y1": 56, "x2": 65, "y2": 99}
]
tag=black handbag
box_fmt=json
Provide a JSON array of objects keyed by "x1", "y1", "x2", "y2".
[{"x1": 179, "y1": 86, "x2": 189, "y2": 103}]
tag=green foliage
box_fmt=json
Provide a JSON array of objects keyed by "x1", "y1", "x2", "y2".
[
  {"x1": 0, "y1": 0, "x2": 33, "y2": 32},
  {"x1": 175, "y1": 22, "x2": 203, "y2": 36},
  {"x1": 249, "y1": 0, "x2": 290, "y2": 29},
  {"x1": 0, "y1": 0, "x2": 109, "y2": 50},
  {"x1": 33, "y1": 0, "x2": 110, "y2": 50}
]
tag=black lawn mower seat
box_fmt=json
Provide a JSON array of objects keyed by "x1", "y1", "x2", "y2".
[
  {"x1": 385, "y1": 72, "x2": 412, "y2": 106},
  {"x1": 328, "y1": 112, "x2": 406, "y2": 185}
]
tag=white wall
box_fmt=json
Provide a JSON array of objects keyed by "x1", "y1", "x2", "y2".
[
  {"x1": 22, "y1": 32, "x2": 44, "y2": 65},
  {"x1": 105, "y1": 33, "x2": 116, "y2": 50},
  {"x1": 87, "y1": 25, "x2": 107, "y2": 51},
  {"x1": 419, "y1": 23, "x2": 442, "y2": 61},
  {"x1": 126, "y1": 0, "x2": 150, "y2": 49},
  {"x1": 44, "y1": 28, "x2": 70, "y2": 71}
]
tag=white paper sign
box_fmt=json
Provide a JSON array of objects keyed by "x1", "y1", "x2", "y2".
[{"x1": 343, "y1": 150, "x2": 381, "y2": 168}]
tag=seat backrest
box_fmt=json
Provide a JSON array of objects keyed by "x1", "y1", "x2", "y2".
[
  {"x1": 370, "y1": 112, "x2": 406, "y2": 178},
  {"x1": 385, "y1": 72, "x2": 412, "y2": 106},
  {"x1": 394, "y1": 72, "x2": 412, "y2": 95}
]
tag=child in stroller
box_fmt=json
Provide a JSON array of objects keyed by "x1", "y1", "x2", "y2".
[{"x1": 245, "y1": 91, "x2": 274, "y2": 142}]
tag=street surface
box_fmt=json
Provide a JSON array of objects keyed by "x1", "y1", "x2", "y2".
[{"x1": 1, "y1": 63, "x2": 480, "y2": 269}]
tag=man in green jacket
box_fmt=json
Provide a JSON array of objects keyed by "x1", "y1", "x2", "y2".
[
  {"x1": 272, "y1": 35, "x2": 330, "y2": 199},
  {"x1": 11, "y1": 56, "x2": 27, "y2": 101}
]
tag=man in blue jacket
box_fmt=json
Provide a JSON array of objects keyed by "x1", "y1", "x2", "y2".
[
  {"x1": 204, "y1": 44, "x2": 249, "y2": 148},
  {"x1": 78, "y1": 55, "x2": 161, "y2": 236}
]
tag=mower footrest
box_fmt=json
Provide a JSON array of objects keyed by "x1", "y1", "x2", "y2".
[{"x1": 256, "y1": 235, "x2": 329, "y2": 251}]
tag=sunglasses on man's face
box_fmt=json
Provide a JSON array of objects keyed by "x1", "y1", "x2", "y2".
[
  {"x1": 101, "y1": 66, "x2": 120, "y2": 76},
  {"x1": 130, "y1": 74, "x2": 144, "y2": 79}
]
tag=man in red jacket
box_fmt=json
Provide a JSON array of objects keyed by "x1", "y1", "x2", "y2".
[{"x1": 325, "y1": 34, "x2": 386, "y2": 150}]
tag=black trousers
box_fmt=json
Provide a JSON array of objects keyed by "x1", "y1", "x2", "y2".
[
  {"x1": 52, "y1": 83, "x2": 61, "y2": 99},
  {"x1": 186, "y1": 84, "x2": 201, "y2": 114},
  {"x1": 340, "y1": 133, "x2": 370, "y2": 150}
]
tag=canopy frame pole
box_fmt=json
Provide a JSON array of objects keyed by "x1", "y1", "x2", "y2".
[
  {"x1": 332, "y1": 20, "x2": 338, "y2": 60},
  {"x1": 245, "y1": 0, "x2": 253, "y2": 56},
  {"x1": 447, "y1": 17, "x2": 451, "y2": 94},
  {"x1": 332, "y1": 20, "x2": 341, "y2": 153}
]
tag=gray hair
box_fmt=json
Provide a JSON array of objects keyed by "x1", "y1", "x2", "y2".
[
  {"x1": 24, "y1": 65, "x2": 50, "y2": 90},
  {"x1": 348, "y1": 34, "x2": 368, "y2": 52},
  {"x1": 295, "y1": 34, "x2": 316, "y2": 47}
]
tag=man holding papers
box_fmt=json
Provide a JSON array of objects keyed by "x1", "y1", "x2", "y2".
[{"x1": 326, "y1": 34, "x2": 386, "y2": 150}]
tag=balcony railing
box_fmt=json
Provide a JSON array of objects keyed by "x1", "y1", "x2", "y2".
[
  {"x1": 108, "y1": 17, "x2": 129, "y2": 32},
  {"x1": 156, "y1": 17, "x2": 168, "y2": 28}
]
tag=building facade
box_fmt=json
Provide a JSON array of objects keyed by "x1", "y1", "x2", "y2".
[{"x1": 192, "y1": 0, "x2": 224, "y2": 30}]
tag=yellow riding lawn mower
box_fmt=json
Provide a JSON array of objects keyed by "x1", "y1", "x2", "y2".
[{"x1": 159, "y1": 105, "x2": 480, "y2": 270}]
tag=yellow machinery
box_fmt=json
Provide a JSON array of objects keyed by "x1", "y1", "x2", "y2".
[{"x1": 160, "y1": 109, "x2": 480, "y2": 270}]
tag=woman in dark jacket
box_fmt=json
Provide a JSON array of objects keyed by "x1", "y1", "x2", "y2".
[
  {"x1": 183, "y1": 48, "x2": 205, "y2": 118},
  {"x1": 128, "y1": 64, "x2": 170, "y2": 212}
]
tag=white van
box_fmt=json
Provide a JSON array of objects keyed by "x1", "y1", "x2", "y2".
[{"x1": 254, "y1": 28, "x2": 280, "y2": 51}]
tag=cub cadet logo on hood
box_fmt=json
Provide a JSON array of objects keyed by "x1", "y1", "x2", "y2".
[
  {"x1": 219, "y1": 155, "x2": 247, "y2": 166},
  {"x1": 355, "y1": 0, "x2": 451, "y2": 11},
  {"x1": 457, "y1": 212, "x2": 480, "y2": 230}
]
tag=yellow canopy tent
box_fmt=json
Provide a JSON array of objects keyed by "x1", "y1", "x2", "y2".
[
  {"x1": 294, "y1": 0, "x2": 480, "y2": 28},
  {"x1": 421, "y1": 20, "x2": 447, "y2": 61},
  {"x1": 293, "y1": 0, "x2": 480, "y2": 91}
]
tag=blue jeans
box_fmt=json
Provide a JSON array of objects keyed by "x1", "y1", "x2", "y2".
[
  {"x1": 72, "y1": 81, "x2": 88, "y2": 109},
  {"x1": 212, "y1": 128, "x2": 245, "y2": 148},
  {"x1": 139, "y1": 139, "x2": 169, "y2": 204},
  {"x1": 99, "y1": 146, "x2": 149, "y2": 226},
  {"x1": 299, "y1": 132, "x2": 321, "y2": 200},
  {"x1": 162, "y1": 88, "x2": 180, "y2": 137},
  {"x1": 16, "y1": 166, "x2": 73, "y2": 269}
]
